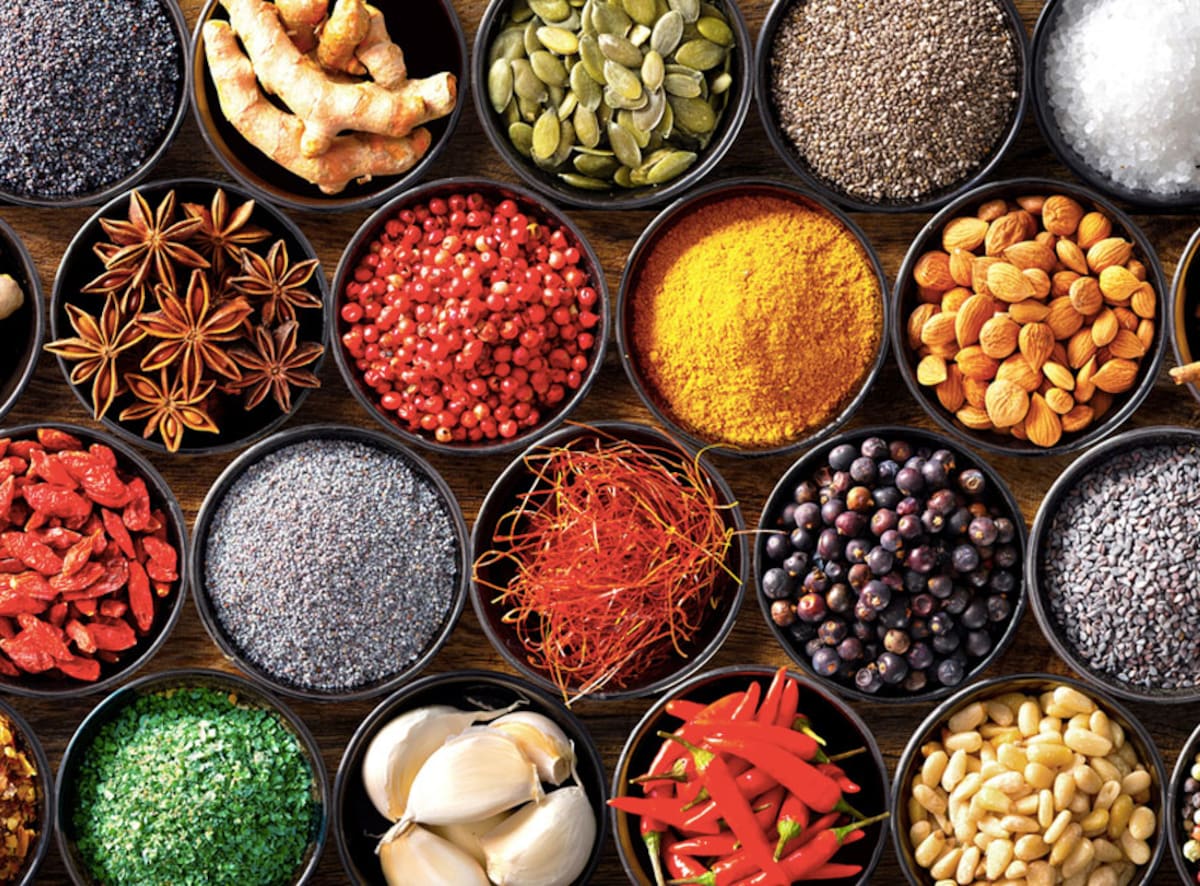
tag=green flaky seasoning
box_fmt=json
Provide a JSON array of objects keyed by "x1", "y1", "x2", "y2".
[{"x1": 71, "y1": 687, "x2": 317, "y2": 886}]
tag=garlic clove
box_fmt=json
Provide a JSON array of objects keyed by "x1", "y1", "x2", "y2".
[
  {"x1": 377, "y1": 822, "x2": 492, "y2": 886},
  {"x1": 427, "y1": 812, "x2": 510, "y2": 865},
  {"x1": 481, "y1": 786, "x2": 596, "y2": 886},
  {"x1": 489, "y1": 711, "x2": 577, "y2": 786}
]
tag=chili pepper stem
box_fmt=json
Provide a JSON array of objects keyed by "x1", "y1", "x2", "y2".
[
  {"x1": 645, "y1": 828, "x2": 667, "y2": 886},
  {"x1": 773, "y1": 820, "x2": 801, "y2": 862},
  {"x1": 832, "y1": 812, "x2": 889, "y2": 841},
  {"x1": 792, "y1": 715, "x2": 827, "y2": 746},
  {"x1": 826, "y1": 747, "x2": 867, "y2": 763},
  {"x1": 835, "y1": 798, "x2": 869, "y2": 820},
  {"x1": 657, "y1": 730, "x2": 715, "y2": 770}
]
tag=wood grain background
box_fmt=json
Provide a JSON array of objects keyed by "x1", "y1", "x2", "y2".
[{"x1": 4, "y1": 0, "x2": 1199, "y2": 882}]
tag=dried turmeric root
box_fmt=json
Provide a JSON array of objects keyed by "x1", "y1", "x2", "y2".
[
  {"x1": 276, "y1": 0, "x2": 326, "y2": 51},
  {"x1": 355, "y1": 4, "x2": 406, "y2": 87},
  {"x1": 219, "y1": 0, "x2": 456, "y2": 158},
  {"x1": 316, "y1": 0, "x2": 369, "y2": 74},
  {"x1": 204, "y1": 21, "x2": 432, "y2": 194}
]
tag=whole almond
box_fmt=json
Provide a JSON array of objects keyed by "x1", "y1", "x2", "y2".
[
  {"x1": 1091, "y1": 358, "x2": 1138, "y2": 393},
  {"x1": 955, "y1": 294, "x2": 995, "y2": 348},
  {"x1": 1075, "y1": 356, "x2": 1098, "y2": 402},
  {"x1": 1086, "y1": 238, "x2": 1133, "y2": 273},
  {"x1": 942, "y1": 217, "x2": 989, "y2": 252},
  {"x1": 1067, "y1": 328, "x2": 1097, "y2": 368},
  {"x1": 949, "y1": 249, "x2": 975, "y2": 288},
  {"x1": 957, "y1": 405, "x2": 994, "y2": 430},
  {"x1": 1052, "y1": 270, "x2": 1080, "y2": 299},
  {"x1": 1113, "y1": 307, "x2": 1138, "y2": 332},
  {"x1": 1060, "y1": 404, "x2": 1095, "y2": 433},
  {"x1": 1045, "y1": 387, "x2": 1075, "y2": 415},
  {"x1": 1042, "y1": 195, "x2": 1084, "y2": 237},
  {"x1": 1025, "y1": 393, "x2": 1062, "y2": 448},
  {"x1": 972, "y1": 256, "x2": 1001, "y2": 296},
  {"x1": 987, "y1": 262, "x2": 1036, "y2": 303},
  {"x1": 1055, "y1": 238, "x2": 1089, "y2": 275},
  {"x1": 1004, "y1": 241, "x2": 1057, "y2": 273},
  {"x1": 964, "y1": 377, "x2": 990, "y2": 409},
  {"x1": 985, "y1": 213, "x2": 1029, "y2": 256},
  {"x1": 1023, "y1": 268, "x2": 1052, "y2": 299},
  {"x1": 1137, "y1": 318, "x2": 1155, "y2": 350},
  {"x1": 914, "y1": 251, "x2": 955, "y2": 291},
  {"x1": 1017, "y1": 194, "x2": 1046, "y2": 214},
  {"x1": 1098, "y1": 265, "x2": 1140, "y2": 302},
  {"x1": 1068, "y1": 276, "x2": 1103, "y2": 316},
  {"x1": 1035, "y1": 230, "x2": 1057, "y2": 250},
  {"x1": 920, "y1": 311, "x2": 958, "y2": 348},
  {"x1": 1092, "y1": 390, "x2": 1114, "y2": 418},
  {"x1": 1076, "y1": 212, "x2": 1112, "y2": 249},
  {"x1": 937, "y1": 366, "x2": 965, "y2": 412},
  {"x1": 1046, "y1": 297, "x2": 1086, "y2": 340},
  {"x1": 985, "y1": 378, "x2": 1030, "y2": 427},
  {"x1": 917, "y1": 353, "x2": 948, "y2": 386},
  {"x1": 979, "y1": 315, "x2": 1020, "y2": 359},
  {"x1": 977, "y1": 199, "x2": 1008, "y2": 223},
  {"x1": 942, "y1": 286, "x2": 973, "y2": 313},
  {"x1": 1109, "y1": 328, "x2": 1146, "y2": 359},
  {"x1": 1043, "y1": 361, "x2": 1075, "y2": 391},
  {"x1": 917, "y1": 284, "x2": 944, "y2": 305},
  {"x1": 1019, "y1": 322, "x2": 1055, "y2": 371},
  {"x1": 1090, "y1": 308, "x2": 1119, "y2": 348},
  {"x1": 1130, "y1": 283, "x2": 1156, "y2": 319},
  {"x1": 1127, "y1": 258, "x2": 1147, "y2": 281},
  {"x1": 956, "y1": 346, "x2": 999, "y2": 382},
  {"x1": 1009, "y1": 420, "x2": 1029, "y2": 441},
  {"x1": 997, "y1": 353, "x2": 1042, "y2": 392},
  {"x1": 908, "y1": 303, "x2": 939, "y2": 350},
  {"x1": 1010, "y1": 300, "x2": 1051, "y2": 324}
]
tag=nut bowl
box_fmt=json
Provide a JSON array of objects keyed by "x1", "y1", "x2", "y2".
[{"x1": 0, "y1": 218, "x2": 43, "y2": 424}]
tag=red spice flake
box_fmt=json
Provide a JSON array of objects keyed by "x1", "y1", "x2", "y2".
[{"x1": 0, "y1": 712, "x2": 39, "y2": 881}]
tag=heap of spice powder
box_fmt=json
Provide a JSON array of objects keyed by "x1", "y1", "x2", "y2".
[
  {"x1": 71, "y1": 686, "x2": 316, "y2": 885},
  {"x1": 630, "y1": 192, "x2": 882, "y2": 449},
  {"x1": 0, "y1": 713, "x2": 38, "y2": 883}
]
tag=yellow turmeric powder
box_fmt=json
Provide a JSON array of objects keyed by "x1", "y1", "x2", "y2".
[{"x1": 630, "y1": 192, "x2": 883, "y2": 449}]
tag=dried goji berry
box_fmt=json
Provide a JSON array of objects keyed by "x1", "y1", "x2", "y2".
[
  {"x1": 88, "y1": 443, "x2": 117, "y2": 470},
  {"x1": 65, "y1": 619, "x2": 95, "y2": 654},
  {"x1": 69, "y1": 599, "x2": 97, "y2": 619},
  {"x1": 127, "y1": 560, "x2": 153, "y2": 633},
  {"x1": 0, "y1": 476, "x2": 13, "y2": 520},
  {"x1": 0, "y1": 619, "x2": 14, "y2": 641},
  {"x1": 46, "y1": 601, "x2": 67, "y2": 629},
  {"x1": 22, "y1": 484, "x2": 91, "y2": 522},
  {"x1": 6, "y1": 442, "x2": 40, "y2": 461},
  {"x1": 0, "y1": 439, "x2": 8, "y2": 458},
  {"x1": 102, "y1": 508, "x2": 136, "y2": 559},
  {"x1": 9, "y1": 572, "x2": 56, "y2": 601},
  {"x1": 61, "y1": 534, "x2": 97, "y2": 578},
  {"x1": 141, "y1": 536, "x2": 178, "y2": 583},
  {"x1": 92, "y1": 650, "x2": 118, "y2": 666},
  {"x1": 98, "y1": 599, "x2": 127, "y2": 619},
  {"x1": 28, "y1": 450, "x2": 77, "y2": 489},
  {"x1": 37, "y1": 428, "x2": 82, "y2": 452},
  {"x1": 0, "y1": 560, "x2": 21, "y2": 575},
  {"x1": 1, "y1": 533, "x2": 64, "y2": 575},
  {"x1": 32, "y1": 527, "x2": 81, "y2": 550},
  {"x1": 1, "y1": 458, "x2": 27, "y2": 478},
  {"x1": 0, "y1": 589, "x2": 46, "y2": 617},
  {"x1": 55, "y1": 655, "x2": 100, "y2": 681},
  {"x1": 122, "y1": 478, "x2": 151, "y2": 531},
  {"x1": 87, "y1": 620, "x2": 136, "y2": 652},
  {"x1": 71, "y1": 558, "x2": 128, "y2": 600},
  {"x1": 49, "y1": 562, "x2": 106, "y2": 595}
]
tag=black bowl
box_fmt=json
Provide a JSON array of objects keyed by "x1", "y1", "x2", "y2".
[
  {"x1": 470, "y1": 420, "x2": 747, "y2": 702},
  {"x1": 55, "y1": 668, "x2": 328, "y2": 886},
  {"x1": 191, "y1": 423, "x2": 469, "y2": 702},
  {"x1": 49, "y1": 177, "x2": 329, "y2": 456},
  {"x1": 0, "y1": 422, "x2": 188, "y2": 698},
  {"x1": 612, "y1": 664, "x2": 890, "y2": 886},
  {"x1": 192, "y1": 0, "x2": 467, "y2": 213},
  {"x1": 616, "y1": 177, "x2": 889, "y2": 459},
  {"x1": 1169, "y1": 224, "x2": 1200, "y2": 405},
  {"x1": 472, "y1": 0, "x2": 753, "y2": 210},
  {"x1": 755, "y1": 424, "x2": 1027, "y2": 704},
  {"x1": 1031, "y1": 0, "x2": 1200, "y2": 210},
  {"x1": 330, "y1": 176, "x2": 610, "y2": 457},
  {"x1": 0, "y1": 219, "x2": 43, "y2": 423},
  {"x1": 0, "y1": 697, "x2": 53, "y2": 886},
  {"x1": 1168, "y1": 721, "x2": 1200, "y2": 883},
  {"x1": 1028, "y1": 425, "x2": 1200, "y2": 704},
  {"x1": 754, "y1": 0, "x2": 1027, "y2": 214},
  {"x1": 333, "y1": 668, "x2": 607, "y2": 885},
  {"x1": 892, "y1": 176, "x2": 1167, "y2": 458},
  {"x1": 893, "y1": 672, "x2": 1167, "y2": 885}
]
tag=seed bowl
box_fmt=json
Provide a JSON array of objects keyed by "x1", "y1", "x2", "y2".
[
  {"x1": 192, "y1": 0, "x2": 467, "y2": 213},
  {"x1": 1028, "y1": 426, "x2": 1200, "y2": 704},
  {"x1": 0, "y1": 219, "x2": 43, "y2": 425},
  {"x1": 330, "y1": 177, "x2": 609, "y2": 457},
  {"x1": 333, "y1": 668, "x2": 607, "y2": 885},
  {"x1": 0, "y1": 698, "x2": 53, "y2": 886},
  {"x1": 1167, "y1": 721, "x2": 1200, "y2": 883},
  {"x1": 612, "y1": 665, "x2": 890, "y2": 886},
  {"x1": 470, "y1": 420, "x2": 746, "y2": 703},
  {"x1": 0, "y1": 422, "x2": 188, "y2": 699},
  {"x1": 892, "y1": 177, "x2": 1167, "y2": 458},
  {"x1": 1169, "y1": 223, "x2": 1200, "y2": 405},
  {"x1": 55, "y1": 668, "x2": 328, "y2": 886},
  {"x1": 893, "y1": 673, "x2": 1166, "y2": 885}
]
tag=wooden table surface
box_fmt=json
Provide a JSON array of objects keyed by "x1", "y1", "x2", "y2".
[{"x1": 4, "y1": 0, "x2": 1199, "y2": 882}]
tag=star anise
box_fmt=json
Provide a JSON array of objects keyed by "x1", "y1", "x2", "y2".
[
  {"x1": 119, "y1": 369, "x2": 219, "y2": 454},
  {"x1": 137, "y1": 269, "x2": 254, "y2": 388},
  {"x1": 228, "y1": 322, "x2": 323, "y2": 413},
  {"x1": 230, "y1": 240, "x2": 321, "y2": 326},
  {"x1": 44, "y1": 294, "x2": 146, "y2": 421},
  {"x1": 83, "y1": 243, "x2": 148, "y2": 314},
  {"x1": 182, "y1": 188, "x2": 270, "y2": 278},
  {"x1": 99, "y1": 189, "x2": 209, "y2": 293}
]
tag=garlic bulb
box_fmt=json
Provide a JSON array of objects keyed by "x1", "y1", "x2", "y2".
[
  {"x1": 403, "y1": 729, "x2": 543, "y2": 826},
  {"x1": 428, "y1": 812, "x2": 509, "y2": 865},
  {"x1": 481, "y1": 786, "x2": 596, "y2": 886},
  {"x1": 489, "y1": 712, "x2": 576, "y2": 785},
  {"x1": 378, "y1": 822, "x2": 491, "y2": 886}
]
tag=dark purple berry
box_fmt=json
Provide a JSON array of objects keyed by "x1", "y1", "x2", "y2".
[
  {"x1": 797, "y1": 593, "x2": 827, "y2": 623},
  {"x1": 811, "y1": 646, "x2": 840, "y2": 676},
  {"x1": 771, "y1": 600, "x2": 796, "y2": 627}
]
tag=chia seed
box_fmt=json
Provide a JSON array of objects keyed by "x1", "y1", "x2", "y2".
[
  {"x1": 204, "y1": 438, "x2": 461, "y2": 694},
  {"x1": 0, "y1": 0, "x2": 182, "y2": 200},
  {"x1": 768, "y1": 0, "x2": 1020, "y2": 204}
]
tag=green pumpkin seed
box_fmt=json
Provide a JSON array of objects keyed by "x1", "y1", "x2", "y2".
[
  {"x1": 696, "y1": 15, "x2": 733, "y2": 46},
  {"x1": 549, "y1": 83, "x2": 567, "y2": 107},
  {"x1": 699, "y1": 2, "x2": 723, "y2": 18},
  {"x1": 559, "y1": 172, "x2": 611, "y2": 190},
  {"x1": 603, "y1": 59, "x2": 643, "y2": 100},
  {"x1": 489, "y1": 27, "x2": 527, "y2": 63},
  {"x1": 598, "y1": 33, "x2": 643, "y2": 67},
  {"x1": 646, "y1": 131, "x2": 664, "y2": 150},
  {"x1": 617, "y1": 111, "x2": 651, "y2": 147},
  {"x1": 580, "y1": 0, "x2": 596, "y2": 32},
  {"x1": 529, "y1": 0, "x2": 571, "y2": 21},
  {"x1": 502, "y1": 100, "x2": 521, "y2": 125},
  {"x1": 535, "y1": 25, "x2": 579, "y2": 54},
  {"x1": 517, "y1": 94, "x2": 542, "y2": 121},
  {"x1": 675, "y1": 38, "x2": 723, "y2": 70},
  {"x1": 531, "y1": 50, "x2": 569, "y2": 86},
  {"x1": 646, "y1": 149, "x2": 696, "y2": 183},
  {"x1": 512, "y1": 58, "x2": 548, "y2": 102},
  {"x1": 570, "y1": 62, "x2": 602, "y2": 110},
  {"x1": 591, "y1": 0, "x2": 632, "y2": 35},
  {"x1": 711, "y1": 71, "x2": 732, "y2": 94},
  {"x1": 488, "y1": 58, "x2": 515, "y2": 114},
  {"x1": 573, "y1": 151, "x2": 618, "y2": 176},
  {"x1": 663, "y1": 71, "x2": 702, "y2": 97},
  {"x1": 667, "y1": 94, "x2": 715, "y2": 133},
  {"x1": 622, "y1": 0, "x2": 658, "y2": 26},
  {"x1": 655, "y1": 100, "x2": 674, "y2": 136},
  {"x1": 548, "y1": 119, "x2": 575, "y2": 167},
  {"x1": 511, "y1": 0, "x2": 535, "y2": 22},
  {"x1": 524, "y1": 21, "x2": 542, "y2": 54},
  {"x1": 573, "y1": 104, "x2": 601, "y2": 147},
  {"x1": 614, "y1": 166, "x2": 636, "y2": 187},
  {"x1": 648, "y1": 10, "x2": 683, "y2": 55},
  {"x1": 509, "y1": 121, "x2": 535, "y2": 156},
  {"x1": 608, "y1": 120, "x2": 642, "y2": 167},
  {"x1": 558, "y1": 9, "x2": 583, "y2": 30},
  {"x1": 631, "y1": 86, "x2": 665, "y2": 130},
  {"x1": 667, "y1": 0, "x2": 699, "y2": 22},
  {"x1": 579, "y1": 34, "x2": 608, "y2": 83},
  {"x1": 603, "y1": 83, "x2": 648, "y2": 110},
  {"x1": 641, "y1": 50, "x2": 664, "y2": 91},
  {"x1": 629, "y1": 166, "x2": 650, "y2": 185},
  {"x1": 629, "y1": 24, "x2": 652, "y2": 45},
  {"x1": 532, "y1": 109, "x2": 562, "y2": 159},
  {"x1": 597, "y1": 101, "x2": 614, "y2": 127},
  {"x1": 557, "y1": 91, "x2": 579, "y2": 118}
]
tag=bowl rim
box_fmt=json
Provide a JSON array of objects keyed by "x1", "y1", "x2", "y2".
[
  {"x1": 189, "y1": 0, "x2": 469, "y2": 214},
  {"x1": 1169, "y1": 223, "x2": 1200, "y2": 406},
  {"x1": 0, "y1": 217, "x2": 45, "y2": 424},
  {"x1": 890, "y1": 670, "x2": 1168, "y2": 886},
  {"x1": 615, "y1": 176, "x2": 890, "y2": 459},
  {"x1": 0, "y1": 0, "x2": 190, "y2": 209},
  {"x1": 0, "y1": 421, "x2": 190, "y2": 699},
  {"x1": 610, "y1": 663, "x2": 892, "y2": 886},
  {"x1": 189, "y1": 421, "x2": 471, "y2": 703},
  {"x1": 54, "y1": 666, "x2": 330, "y2": 886},
  {"x1": 889, "y1": 175, "x2": 1169, "y2": 458},
  {"x1": 1030, "y1": 0, "x2": 1200, "y2": 210},
  {"x1": 0, "y1": 695, "x2": 54, "y2": 886},
  {"x1": 47, "y1": 175, "x2": 330, "y2": 457},
  {"x1": 753, "y1": 423, "x2": 1029, "y2": 705},
  {"x1": 331, "y1": 666, "x2": 609, "y2": 885},
  {"x1": 1167, "y1": 719, "x2": 1200, "y2": 883},
  {"x1": 329, "y1": 174, "x2": 611, "y2": 457},
  {"x1": 468, "y1": 418, "x2": 748, "y2": 702},
  {"x1": 1026, "y1": 424, "x2": 1200, "y2": 704},
  {"x1": 752, "y1": 0, "x2": 1029, "y2": 214},
  {"x1": 470, "y1": 0, "x2": 754, "y2": 210}
]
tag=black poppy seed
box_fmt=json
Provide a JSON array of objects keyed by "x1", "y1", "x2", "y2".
[{"x1": 205, "y1": 439, "x2": 460, "y2": 693}]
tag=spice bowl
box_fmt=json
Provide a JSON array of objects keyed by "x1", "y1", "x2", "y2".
[
  {"x1": 616, "y1": 177, "x2": 889, "y2": 458},
  {"x1": 0, "y1": 698, "x2": 53, "y2": 886},
  {"x1": 1167, "y1": 721, "x2": 1200, "y2": 882},
  {"x1": 470, "y1": 420, "x2": 747, "y2": 703},
  {"x1": 1169, "y1": 224, "x2": 1200, "y2": 403},
  {"x1": 191, "y1": 423, "x2": 469, "y2": 702},
  {"x1": 612, "y1": 665, "x2": 890, "y2": 886},
  {"x1": 55, "y1": 667, "x2": 328, "y2": 886},
  {"x1": 892, "y1": 176, "x2": 1167, "y2": 458},
  {"x1": 893, "y1": 673, "x2": 1167, "y2": 885},
  {"x1": 48, "y1": 177, "x2": 329, "y2": 456},
  {"x1": 0, "y1": 218, "x2": 44, "y2": 424},
  {"x1": 191, "y1": 0, "x2": 467, "y2": 213},
  {"x1": 333, "y1": 668, "x2": 607, "y2": 885},
  {"x1": 330, "y1": 176, "x2": 610, "y2": 456}
]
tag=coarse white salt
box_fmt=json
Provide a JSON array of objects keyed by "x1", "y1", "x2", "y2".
[{"x1": 1044, "y1": 0, "x2": 1200, "y2": 195}]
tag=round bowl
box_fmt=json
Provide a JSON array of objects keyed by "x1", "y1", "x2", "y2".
[
  {"x1": 0, "y1": 422, "x2": 188, "y2": 698},
  {"x1": 192, "y1": 0, "x2": 467, "y2": 213},
  {"x1": 612, "y1": 664, "x2": 890, "y2": 886},
  {"x1": 1168, "y1": 721, "x2": 1200, "y2": 884},
  {"x1": 1028, "y1": 425, "x2": 1200, "y2": 704},
  {"x1": 755, "y1": 424, "x2": 1027, "y2": 705},
  {"x1": 470, "y1": 420, "x2": 747, "y2": 703},
  {"x1": 55, "y1": 667, "x2": 328, "y2": 886},
  {"x1": 0, "y1": 0, "x2": 187, "y2": 208},
  {"x1": 1031, "y1": 0, "x2": 1200, "y2": 210},
  {"x1": 0, "y1": 219, "x2": 43, "y2": 424},
  {"x1": 0, "y1": 698, "x2": 53, "y2": 886},
  {"x1": 472, "y1": 0, "x2": 753, "y2": 210},
  {"x1": 191, "y1": 423, "x2": 469, "y2": 702},
  {"x1": 754, "y1": 0, "x2": 1027, "y2": 214},
  {"x1": 892, "y1": 176, "x2": 1167, "y2": 458},
  {"x1": 48, "y1": 177, "x2": 329, "y2": 456},
  {"x1": 616, "y1": 177, "x2": 889, "y2": 459},
  {"x1": 893, "y1": 673, "x2": 1167, "y2": 885},
  {"x1": 330, "y1": 176, "x2": 610, "y2": 457},
  {"x1": 1169, "y1": 223, "x2": 1200, "y2": 405},
  {"x1": 333, "y1": 668, "x2": 608, "y2": 885}
]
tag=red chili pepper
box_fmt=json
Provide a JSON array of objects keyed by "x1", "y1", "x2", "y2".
[
  {"x1": 666, "y1": 850, "x2": 708, "y2": 880},
  {"x1": 817, "y1": 762, "x2": 861, "y2": 795},
  {"x1": 730, "y1": 860, "x2": 863, "y2": 886},
  {"x1": 647, "y1": 691, "x2": 748, "y2": 780},
  {"x1": 667, "y1": 834, "x2": 741, "y2": 857},
  {"x1": 753, "y1": 784, "x2": 786, "y2": 830},
  {"x1": 705, "y1": 722, "x2": 819, "y2": 761},
  {"x1": 608, "y1": 795, "x2": 722, "y2": 835},
  {"x1": 773, "y1": 792, "x2": 810, "y2": 861},
  {"x1": 791, "y1": 812, "x2": 839, "y2": 851},
  {"x1": 732, "y1": 819, "x2": 883, "y2": 885},
  {"x1": 642, "y1": 814, "x2": 668, "y2": 886},
  {"x1": 703, "y1": 735, "x2": 854, "y2": 816},
  {"x1": 756, "y1": 667, "x2": 788, "y2": 725},
  {"x1": 774, "y1": 678, "x2": 799, "y2": 728}
]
